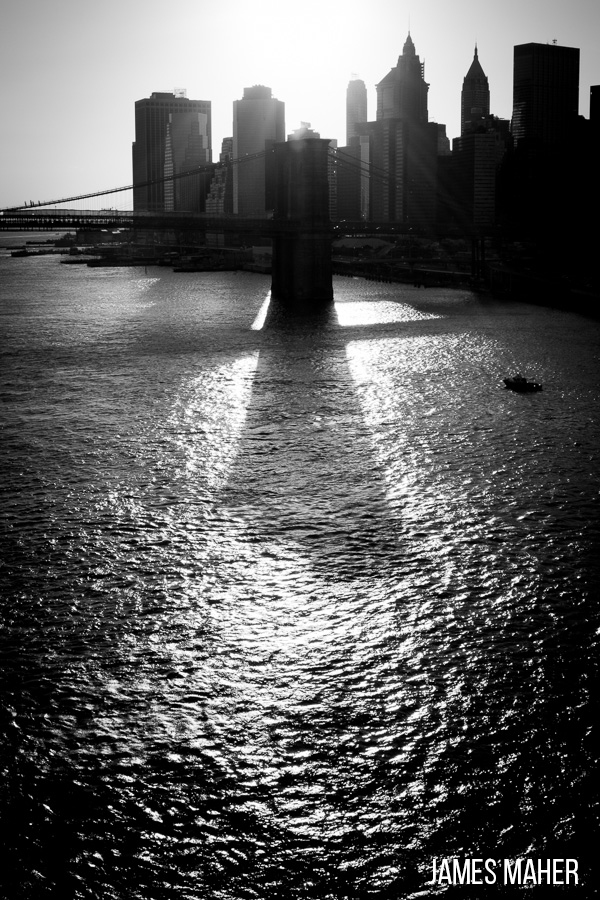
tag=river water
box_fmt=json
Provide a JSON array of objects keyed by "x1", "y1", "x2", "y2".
[{"x1": 1, "y1": 240, "x2": 599, "y2": 898}]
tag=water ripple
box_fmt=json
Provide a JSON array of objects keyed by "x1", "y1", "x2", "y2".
[{"x1": 1, "y1": 261, "x2": 599, "y2": 897}]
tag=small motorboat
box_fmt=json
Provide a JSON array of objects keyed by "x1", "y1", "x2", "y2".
[{"x1": 503, "y1": 374, "x2": 543, "y2": 393}]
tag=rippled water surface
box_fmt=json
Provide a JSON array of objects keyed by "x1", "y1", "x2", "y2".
[{"x1": 1, "y1": 248, "x2": 599, "y2": 898}]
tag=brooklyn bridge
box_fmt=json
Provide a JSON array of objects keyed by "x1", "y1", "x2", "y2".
[{"x1": 1, "y1": 139, "x2": 488, "y2": 313}]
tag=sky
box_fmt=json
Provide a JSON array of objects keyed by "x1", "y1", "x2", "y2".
[{"x1": 1, "y1": 0, "x2": 599, "y2": 209}]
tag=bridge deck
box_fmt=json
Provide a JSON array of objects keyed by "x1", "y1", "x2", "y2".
[{"x1": 0, "y1": 210, "x2": 483, "y2": 238}]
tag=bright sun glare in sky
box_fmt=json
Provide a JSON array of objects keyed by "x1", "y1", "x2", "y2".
[{"x1": 0, "y1": 0, "x2": 599, "y2": 206}]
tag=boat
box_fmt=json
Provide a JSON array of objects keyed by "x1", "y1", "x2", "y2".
[{"x1": 503, "y1": 374, "x2": 543, "y2": 392}]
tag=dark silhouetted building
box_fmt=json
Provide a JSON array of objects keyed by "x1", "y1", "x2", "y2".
[
  {"x1": 511, "y1": 42, "x2": 580, "y2": 148},
  {"x1": 444, "y1": 122, "x2": 510, "y2": 231},
  {"x1": 132, "y1": 91, "x2": 212, "y2": 212},
  {"x1": 362, "y1": 33, "x2": 441, "y2": 225},
  {"x1": 335, "y1": 136, "x2": 370, "y2": 220},
  {"x1": 376, "y1": 33, "x2": 429, "y2": 122},
  {"x1": 499, "y1": 41, "x2": 581, "y2": 235},
  {"x1": 206, "y1": 138, "x2": 234, "y2": 216},
  {"x1": 438, "y1": 48, "x2": 509, "y2": 231},
  {"x1": 496, "y1": 41, "x2": 598, "y2": 293},
  {"x1": 336, "y1": 37, "x2": 444, "y2": 226},
  {"x1": 461, "y1": 46, "x2": 490, "y2": 135},
  {"x1": 233, "y1": 85, "x2": 285, "y2": 216}
]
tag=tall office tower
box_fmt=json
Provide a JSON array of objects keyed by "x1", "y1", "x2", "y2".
[
  {"x1": 132, "y1": 91, "x2": 212, "y2": 211},
  {"x1": 335, "y1": 132, "x2": 371, "y2": 221},
  {"x1": 346, "y1": 77, "x2": 368, "y2": 143},
  {"x1": 206, "y1": 138, "x2": 234, "y2": 216},
  {"x1": 438, "y1": 46, "x2": 506, "y2": 231},
  {"x1": 233, "y1": 85, "x2": 285, "y2": 216},
  {"x1": 442, "y1": 122, "x2": 510, "y2": 230},
  {"x1": 461, "y1": 46, "x2": 490, "y2": 134},
  {"x1": 499, "y1": 41, "x2": 584, "y2": 248},
  {"x1": 220, "y1": 137, "x2": 234, "y2": 161},
  {"x1": 164, "y1": 109, "x2": 212, "y2": 212},
  {"x1": 363, "y1": 33, "x2": 439, "y2": 225},
  {"x1": 511, "y1": 42, "x2": 580, "y2": 147},
  {"x1": 376, "y1": 33, "x2": 429, "y2": 123}
]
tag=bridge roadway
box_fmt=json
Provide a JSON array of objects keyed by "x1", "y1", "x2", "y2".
[{"x1": 0, "y1": 209, "x2": 481, "y2": 239}]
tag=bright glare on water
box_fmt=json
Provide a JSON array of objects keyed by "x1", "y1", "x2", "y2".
[{"x1": 1, "y1": 250, "x2": 599, "y2": 898}]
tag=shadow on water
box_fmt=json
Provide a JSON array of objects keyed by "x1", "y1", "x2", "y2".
[{"x1": 223, "y1": 296, "x2": 407, "y2": 577}]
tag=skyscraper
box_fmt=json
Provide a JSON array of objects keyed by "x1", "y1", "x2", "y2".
[
  {"x1": 441, "y1": 47, "x2": 506, "y2": 229},
  {"x1": 461, "y1": 46, "x2": 490, "y2": 135},
  {"x1": 376, "y1": 33, "x2": 429, "y2": 124},
  {"x1": 132, "y1": 91, "x2": 212, "y2": 212},
  {"x1": 346, "y1": 77, "x2": 367, "y2": 144},
  {"x1": 438, "y1": 46, "x2": 509, "y2": 231},
  {"x1": 232, "y1": 85, "x2": 285, "y2": 217},
  {"x1": 205, "y1": 138, "x2": 234, "y2": 216},
  {"x1": 357, "y1": 33, "x2": 440, "y2": 225},
  {"x1": 511, "y1": 42, "x2": 580, "y2": 147},
  {"x1": 502, "y1": 41, "x2": 592, "y2": 289}
]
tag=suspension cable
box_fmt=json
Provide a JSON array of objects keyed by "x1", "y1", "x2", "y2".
[{"x1": 1, "y1": 151, "x2": 266, "y2": 212}]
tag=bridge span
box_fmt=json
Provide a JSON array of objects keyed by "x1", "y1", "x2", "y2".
[
  {"x1": 0, "y1": 208, "x2": 480, "y2": 241},
  {"x1": 2, "y1": 139, "x2": 490, "y2": 313}
]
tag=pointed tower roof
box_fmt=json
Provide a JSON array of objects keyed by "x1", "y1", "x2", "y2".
[
  {"x1": 461, "y1": 44, "x2": 490, "y2": 135},
  {"x1": 465, "y1": 45, "x2": 487, "y2": 82},
  {"x1": 403, "y1": 32, "x2": 416, "y2": 56},
  {"x1": 376, "y1": 30, "x2": 428, "y2": 123}
]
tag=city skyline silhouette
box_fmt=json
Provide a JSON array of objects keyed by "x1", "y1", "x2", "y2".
[{"x1": 1, "y1": 0, "x2": 598, "y2": 209}]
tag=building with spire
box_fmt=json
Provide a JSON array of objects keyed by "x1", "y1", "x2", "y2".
[
  {"x1": 461, "y1": 46, "x2": 490, "y2": 135},
  {"x1": 438, "y1": 46, "x2": 509, "y2": 231},
  {"x1": 350, "y1": 33, "x2": 442, "y2": 225},
  {"x1": 376, "y1": 33, "x2": 429, "y2": 123}
]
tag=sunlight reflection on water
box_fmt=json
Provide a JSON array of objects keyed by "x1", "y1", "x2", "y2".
[
  {"x1": 168, "y1": 351, "x2": 260, "y2": 489},
  {"x1": 335, "y1": 298, "x2": 440, "y2": 326},
  {"x1": 250, "y1": 291, "x2": 272, "y2": 330}
]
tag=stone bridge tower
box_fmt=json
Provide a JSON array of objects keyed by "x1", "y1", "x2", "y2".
[{"x1": 270, "y1": 138, "x2": 333, "y2": 313}]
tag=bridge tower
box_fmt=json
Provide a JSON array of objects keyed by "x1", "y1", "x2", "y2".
[{"x1": 270, "y1": 138, "x2": 333, "y2": 313}]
